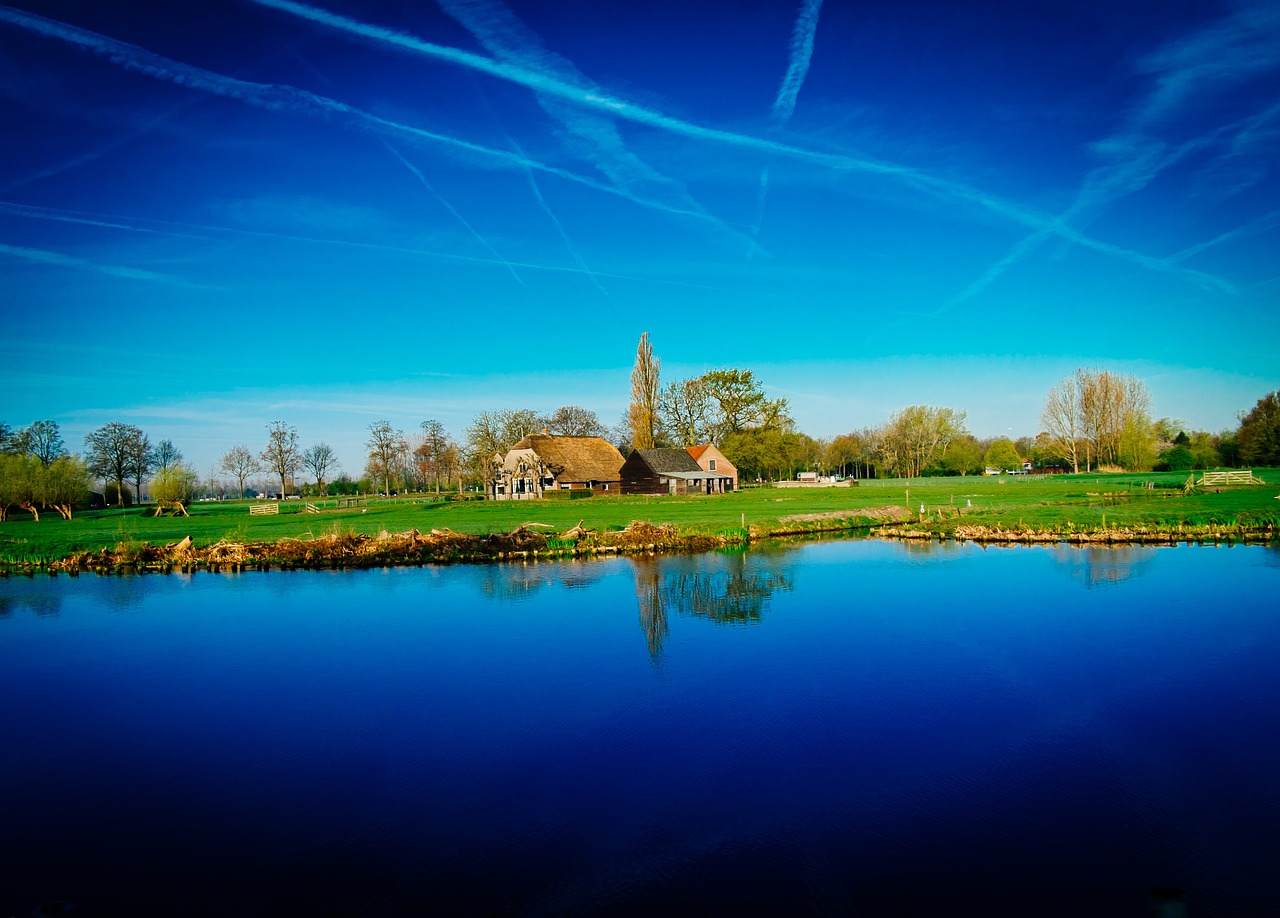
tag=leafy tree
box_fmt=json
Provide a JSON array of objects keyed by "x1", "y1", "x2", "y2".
[
  {"x1": 151, "y1": 463, "x2": 200, "y2": 508},
  {"x1": 628, "y1": 332, "x2": 661, "y2": 450},
  {"x1": 366, "y1": 420, "x2": 407, "y2": 496},
  {"x1": 1041, "y1": 369, "x2": 1154, "y2": 471},
  {"x1": 42, "y1": 455, "x2": 91, "y2": 520},
  {"x1": 151, "y1": 438, "x2": 183, "y2": 473},
  {"x1": 984, "y1": 438, "x2": 1023, "y2": 472},
  {"x1": 220, "y1": 444, "x2": 261, "y2": 499},
  {"x1": 0, "y1": 453, "x2": 40, "y2": 521},
  {"x1": 940, "y1": 435, "x2": 984, "y2": 476},
  {"x1": 545, "y1": 405, "x2": 606, "y2": 438},
  {"x1": 1237, "y1": 391, "x2": 1280, "y2": 466},
  {"x1": 259, "y1": 422, "x2": 301, "y2": 498},
  {"x1": 301, "y1": 442, "x2": 339, "y2": 495},
  {"x1": 702, "y1": 368, "x2": 788, "y2": 439},
  {"x1": 877, "y1": 406, "x2": 968, "y2": 478},
  {"x1": 85, "y1": 422, "x2": 147, "y2": 508},
  {"x1": 1156, "y1": 446, "x2": 1194, "y2": 471}
]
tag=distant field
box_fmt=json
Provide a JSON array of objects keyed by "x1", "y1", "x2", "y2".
[{"x1": 1, "y1": 470, "x2": 1277, "y2": 566}]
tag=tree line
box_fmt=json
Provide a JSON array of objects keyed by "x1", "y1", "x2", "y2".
[{"x1": 3, "y1": 353, "x2": 1278, "y2": 519}]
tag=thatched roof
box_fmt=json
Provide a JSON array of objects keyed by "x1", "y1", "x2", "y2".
[
  {"x1": 507, "y1": 434, "x2": 624, "y2": 481},
  {"x1": 631, "y1": 448, "x2": 703, "y2": 474}
]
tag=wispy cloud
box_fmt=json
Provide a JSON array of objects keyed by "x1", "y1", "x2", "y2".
[
  {"x1": 436, "y1": 0, "x2": 742, "y2": 249},
  {"x1": 772, "y1": 0, "x2": 823, "y2": 124},
  {"x1": 0, "y1": 199, "x2": 207, "y2": 237},
  {"x1": 239, "y1": 0, "x2": 1218, "y2": 284},
  {"x1": 382, "y1": 141, "x2": 525, "y2": 286},
  {"x1": 0, "y1": 240, "x2": 207, "y2": 287},
  {"x1": 946, "y1": 3, "x2": 1279, "y2": 307},
  {"x1": 0, "y1": 5, "x2": 742, "y2": 234}
]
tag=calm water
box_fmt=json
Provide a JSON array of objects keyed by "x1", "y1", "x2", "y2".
[{"x1": 2, "y1": 540, "x2": 1278, "y2": 916}]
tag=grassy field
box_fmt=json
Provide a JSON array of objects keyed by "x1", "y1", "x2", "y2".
[{"x1": 2, "y1": 469, "x2": 1277, "y2": 567}]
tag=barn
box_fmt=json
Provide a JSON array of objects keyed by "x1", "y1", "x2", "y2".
[{"x1": 620, "y1": 448, "x2": 736, "y2": 496}]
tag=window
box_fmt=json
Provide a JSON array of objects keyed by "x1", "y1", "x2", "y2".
[{"x1": 709, "y1": 458, "x2": 717, "y2": 471}]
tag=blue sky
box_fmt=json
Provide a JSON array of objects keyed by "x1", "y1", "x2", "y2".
[{"x1": 2, "y1": 0, "x2": 1278, "y2": 476}]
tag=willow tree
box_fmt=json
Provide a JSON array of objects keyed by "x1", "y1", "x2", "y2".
[{"x1": 628, "y1": 332, "x2": 661, "y2": 450}]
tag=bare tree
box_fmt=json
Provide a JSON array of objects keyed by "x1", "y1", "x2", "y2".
[
  {"x1": 416, "y1": 420, "x2": 459, "y2": 495},
  {"x1": 1041, "y1": 373, "x2": 1082, "y2": 472},
  {"x1": 301, "y1": 442, "x2": 339, "y2": 495},
  {"x1": 546, "y1": 406, "x2": 606, "y2": 437},
  {"x1": 628, "y1": 332, "x2": 661, "y2": 449},
  {"x1": 660, "y1": 377, "x2": 715, "y2": 446},
  {"x1": 259, "y1": 422, "x2": 301, "y2": 498},
  {"x1": 151, "y1": 438, "x2": 183, "y2": 474},
  {"x1": 85, "y1": 422, "x2": 147, "y2": 507},
  {"x1": 366, "y1": 420, "x2": 407, "y2": 495},
  {"x1": 220, "y1": 444, "x2": 261, "y2": 498},
  {"x1": 129, "y1": 430, "x2": 153, "y2": 504},
  {"x1": 463, "y1": 409, "x2": 541, "y2": 478},
  {"x1": 18, "y1": 420, "x2": 66, "y2": 467}
]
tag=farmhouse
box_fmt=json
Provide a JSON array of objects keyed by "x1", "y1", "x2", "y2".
[
  {"x1": 488, "y1": 433, "x2": 624, "y2": 500},
  {"x1": 685, "y1": 444, "x2": 738, "y2": 491},
  {"x1": 620, "y1": 448, "x2": 736, "y2": 496}
]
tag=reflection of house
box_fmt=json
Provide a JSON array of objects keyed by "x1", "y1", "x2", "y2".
[
  {"x1": 489, "y1": 433, "x2": 624, "y2": 500},
  {"x1": 620, "y1": 448, "x2": 736, "y2": 495},
  {"x1": 685, "y1": 444, "x2": 738, "y2": 491}
]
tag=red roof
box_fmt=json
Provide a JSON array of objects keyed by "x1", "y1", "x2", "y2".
[{"x1": 686, "y1": 445, "x2": 711, "y2": 460}]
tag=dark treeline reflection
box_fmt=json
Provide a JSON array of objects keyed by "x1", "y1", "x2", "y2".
[{"x1": 633, "y1": 548, "x2": 797, "y2": 656}]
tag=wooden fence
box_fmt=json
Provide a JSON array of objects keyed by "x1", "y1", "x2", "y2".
[{"x1": 249, "y1": 502, "x2": 279, "y2": 516}]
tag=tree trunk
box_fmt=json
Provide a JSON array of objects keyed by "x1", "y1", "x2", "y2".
[{"x1": 20, "y1": 500, "x2": 39, "y2": 522}]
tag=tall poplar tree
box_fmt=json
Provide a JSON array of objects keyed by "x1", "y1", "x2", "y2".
[{"x1": 628, "y1": 332, "x2": 661, "y2": 450}]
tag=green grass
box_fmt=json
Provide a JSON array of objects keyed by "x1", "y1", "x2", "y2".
[{"x1": 2, "y1": 470, "x2": 1277, "y2": 566}]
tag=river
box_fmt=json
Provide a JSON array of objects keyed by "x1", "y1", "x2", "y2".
[{"x1": 2, "y1": 540, "x2": 1278, "y2": 916}]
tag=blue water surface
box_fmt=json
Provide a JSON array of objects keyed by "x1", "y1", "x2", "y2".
[{"x1": 2, "y1": 540, "x2": 1278, "y2": 916}]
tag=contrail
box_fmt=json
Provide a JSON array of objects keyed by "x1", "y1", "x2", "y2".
[
  {"x1": 382, "y1": 142, "x2": 525, "y2": 286},
  {"x1": 436, "y1": 0, "x2": 739, "y2": 251},
  {"x1": 508, "y1": 137, "x2": 609, "y2": 297},
  {"x1": 0, "y1": 6, "x2": 745, "y2": 235},
  {"x1": 772, "y1": 0, "x2": 824, "y2": 124},
  {"x1": 755, "y1": 0, "x2": 822, "y2": 249},
  {"x1": 0, "y1": 200, "x2": 209, "y2": 238},
  {"x1": 244, "y1": 0, "x2": 1252, "y2": 289},
  {"x1": 0, "y1": 241, "x2": 206, "y2": 287}
]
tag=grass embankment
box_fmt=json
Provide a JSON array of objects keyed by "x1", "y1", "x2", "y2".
[{"x1": 1, "y1": 470, "x2": 1277, "y2": 573}]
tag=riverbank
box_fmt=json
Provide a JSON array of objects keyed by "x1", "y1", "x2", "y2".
[{"x1": 3, "y1": 471, "x2": 1277, "y2": 573}]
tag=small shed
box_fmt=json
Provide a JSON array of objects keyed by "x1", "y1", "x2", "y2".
[
  {"x1": 620, "y1": 448, "x2": 735, "y2": 496},
  {"x1": 686, "y1": 444, "x2": 738, "y2": 491}
]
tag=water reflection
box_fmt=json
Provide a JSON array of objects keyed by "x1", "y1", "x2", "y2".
[
  {"x1": 1049, "y1": 544, "x2": 1158, "y2": 589},
  {"x1": 476, "y1": 557, "x2": 612, "y2": 603},
  {"x1": 632, "y1": 549, "x2": 797, "y2": 656}
]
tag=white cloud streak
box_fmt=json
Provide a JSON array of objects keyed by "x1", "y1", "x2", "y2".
[
  {"x1": 239, "y1": 0, "x2": 1221, "y2": 284},
  {"x1": 772, "y1": 0, "x2": 823, "y2": 125},
  {"x1": 946, "y1": 3, "x2": 1279, "y2": 306},
  {"x1": 0, "y1": 5, "x2": 742, "y2": 234},
  {"x1": 382, "y1": 141, "x2": 525, "y2": 286},
  {"x1": 0, "y1": 241, "x2": 206, "y2": 286}
]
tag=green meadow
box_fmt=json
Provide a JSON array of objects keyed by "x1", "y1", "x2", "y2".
[{"x1": 1, "y1": 470, "x2": 1277, "y2": 567}]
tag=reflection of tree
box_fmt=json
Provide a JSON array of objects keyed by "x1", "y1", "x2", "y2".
[
  {"x1": 1051, "y1": 544, "x2": 1157, "y2": 589},
  {"x1": 476, "y1": 558, "x2": 611, "y2": 603},
  {"x1": 632, "y1": 550, "x2": 797, "y2": 657}
]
